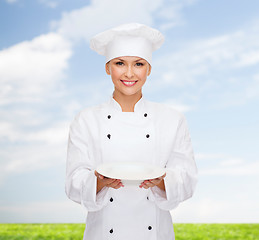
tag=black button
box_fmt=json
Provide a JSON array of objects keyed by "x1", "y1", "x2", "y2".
[
  {"x1": 110, "y1": 228, "x2": 113, "y2": 234},
  {"x1": 146, "y1": 134, "x2": 150, "y2": 138},
  {"x1": 107, "y1": 115, "x2": 111, "y2": 119},
  {"x1": 148, "y1": 226, "x2": 152, "y2": 230},
  {"x1": 144, "y1": 113, "x2": 148, "y2": 117},
  {"x1": 147, "y1": 196, "x2": 149, "y2": 200},
  {"x1": 110, "y1": 197, "x2": 113, "y2": 202},
  {"x1": 107, "y1": 134, "x2": 111, "y2": 139}
]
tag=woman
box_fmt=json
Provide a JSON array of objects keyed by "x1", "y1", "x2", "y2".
[{"x1": 66, "y1": 23, "x2": 198, "y2": 240}]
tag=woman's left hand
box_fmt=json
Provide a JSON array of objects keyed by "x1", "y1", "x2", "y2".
[{"x1": 139, "y1": 173, "x2": 166, "y2": 190}]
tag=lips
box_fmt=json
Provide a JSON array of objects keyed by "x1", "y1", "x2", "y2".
[{"x1": 120, "y1": 80, "x2": 138, "y2": 87}]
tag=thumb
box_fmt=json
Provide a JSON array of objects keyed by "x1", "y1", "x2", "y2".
[{"x1": 95, "y1": 170, "x2": 104, "y2": 179}]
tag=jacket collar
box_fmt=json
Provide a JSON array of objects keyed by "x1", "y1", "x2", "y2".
[{"x1": 109, "y1": 94, "x2": 145, "y2": 113}]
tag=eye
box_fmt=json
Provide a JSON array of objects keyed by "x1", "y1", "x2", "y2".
[
  {"x1": 115, "y1": 61, "x2": 124, "y2": 66},
  {"x1": 136, "y1": 62, "x2": 144, "y2": 67}
]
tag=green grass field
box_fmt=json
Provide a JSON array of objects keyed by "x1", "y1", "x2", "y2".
[{"x1": 0, "y1": 224, "x2": 258, "y2": 240}]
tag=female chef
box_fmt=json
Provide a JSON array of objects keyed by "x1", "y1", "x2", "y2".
[{"x1": 66, "y1": 23, "x2": 198, "y2": 240}]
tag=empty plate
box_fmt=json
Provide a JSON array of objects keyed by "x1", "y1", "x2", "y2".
[{"x1": 96, "y1": 161, "x2": 165, "y2": 180}]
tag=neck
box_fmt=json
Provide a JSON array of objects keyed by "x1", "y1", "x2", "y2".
[{"x1": 113, "y1": 90, "x2": 142, "y2": 112}]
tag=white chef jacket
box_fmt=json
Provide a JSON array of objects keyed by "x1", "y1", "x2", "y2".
[{"x1": 66, "y1": 95, "x2": 198, "y2": 240}]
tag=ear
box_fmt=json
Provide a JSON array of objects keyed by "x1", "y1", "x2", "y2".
[
  {"x1": 105, "y1": 62, "x2": 111, "y2": 75},
  {"x1": 147, "y1": 64, "x2": 152, "y2": 76}
]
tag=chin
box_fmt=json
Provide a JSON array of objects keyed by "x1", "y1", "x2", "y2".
[{"x1": 123, "y1": 90, "x2": 141, "y2": 96}]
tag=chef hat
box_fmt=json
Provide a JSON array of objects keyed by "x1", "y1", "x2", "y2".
[{"x1": 90, "y1": 23, "x2": 164, "y2": 65}]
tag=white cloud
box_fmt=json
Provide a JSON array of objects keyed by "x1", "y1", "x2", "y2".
[
  {"x1": 0, "y1": 121, "x2": 69, "y2": 145},
  {"x1": 51, "y1": 0, "x2": 163, "y2": 42},
  {"x1": 195, "y1": 153, "x2": 226, "y2": 161},
  {"x1": 0, "y1": 31, "x2": 73, "y2": 184},
  {"x1": 219, "y1": 158, "x2": 244, "y2": 167},
  {"x1": 0, "y1": 32, "x2": 72, "y2": 105},
  {"x1": 151, "y1": 20, "x2": 259, "y2": 107},
  {"x1": 245, "y1": 74, "x2": 259, "y2": 99},
  {"x1": 156, "y1": 0, "x2": 197, "y2": 31},
  {"x1": 2, "y1": 144, "x2": 64, "y2": 173},
  {"x1": 0, "y1": 140, "x2": 66, "y2": 185},
  {"x1": 0, "y1": 200, "x2": 86, "y2": 223},
  {"x1": 5, "y1": 0, "x2": 17, "y2": 3},
  {"x1": 39, "y1": 0, "x2": 59, "y2": 8},
  {"x1": 51, "y1": 0, "x2": 196, "y2": 42},
  {"x1": 163, "y1": 99, "x2": 194, "y2": 112},
  {"x1": 0, "y1": 122, "x2": 16, "y2": 142},
  {"x1": 199, "y1": 161, "x2": 259, "y2": 176},
  {"x1": 6, "y1": 0, "x2": 59, "y2": 7},
  {"x1": 25, "y1": 122, "x2": 69, "y2": 144},
  {"x1": 196, "y1": 153, "x2": 259, "y2": 176},
  {"x1": 0, "y1": 120, "x2": 69, "y2": 180},
  {"x1": 172, "y1": 196, "x2": 259, "y2": 223},
  {"x1": 156, "y1": 26, "x2": 259, "y2": 86}
]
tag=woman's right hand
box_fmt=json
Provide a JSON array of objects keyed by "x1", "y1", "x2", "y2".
[{"x1": 95, "y1": 170, "x2": 124, "y2": 193}]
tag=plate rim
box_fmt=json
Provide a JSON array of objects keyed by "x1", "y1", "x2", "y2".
[{"x1": 96, "y1": 161, "x2": 165, "y2": 180}]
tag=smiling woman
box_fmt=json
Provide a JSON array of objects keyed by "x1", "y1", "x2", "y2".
[
  {"x1": 105, "y1": 56, "x2": 151, "y2": 111},
  {"x1": 65, "y1": 23, "x2": 198, "y2": 240}
]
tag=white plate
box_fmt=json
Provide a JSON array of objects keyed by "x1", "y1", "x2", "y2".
[{"x1": 96, "y1": 161, "x2": 165, "y2": 180}]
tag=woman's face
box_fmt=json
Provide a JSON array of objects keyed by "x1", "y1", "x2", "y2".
[{"x1": 105, "y1": 56, "x2": 151, "y2": 97}]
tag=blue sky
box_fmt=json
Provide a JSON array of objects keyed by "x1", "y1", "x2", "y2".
[{"x1": 0, "y1": 0, "x2": 259, "y2": 223}]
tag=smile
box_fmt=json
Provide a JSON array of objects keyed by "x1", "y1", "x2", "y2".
[{"x1": 120, "y1": 80, "x2": 138, "y2": 87}]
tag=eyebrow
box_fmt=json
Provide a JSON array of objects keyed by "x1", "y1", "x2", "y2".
[
  {"x1": 115, "y1": 58, "x2": 143, "y2": 62},
  {"x1": 135, "y1": 58, "x2": 144, "y2": 62}
]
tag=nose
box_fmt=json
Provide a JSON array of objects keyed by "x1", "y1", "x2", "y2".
[{"x1": 124, "y1": 65, "x2": 134, "y2": 79}]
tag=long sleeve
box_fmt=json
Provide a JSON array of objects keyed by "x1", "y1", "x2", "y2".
[
  {"x1": 150, "y1": 114, "x2": 198, "y2": 210},
  {"x1": 65, "y1": 112, "x2": 110, "y2": 212}
]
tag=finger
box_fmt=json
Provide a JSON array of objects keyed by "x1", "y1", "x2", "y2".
[
  {"x1": 149, "y1": 179, "x2": 160, "y2": 185},
  {"x1": 160, "y1": 173, "x2": 166, "y2": 179},
  {"x1": 140, "y1": 180, "x2": 151, "y2": 187},
  {"x1": 105, "y1": 178, "x2": 118, "y2": 185},
  {"x1": 145, "y1": 181, "x2": 156, "y2": 187},
  {"x1": 95, "y1": 170, "x2": 105, "y2": 180},
  {"x1": 150, "y1": 174, "x2": 166, "y2": 183},
  {"x1": 109, "y1": 182, "x2": 123, "y2": 189},
  {"x1": 154, "y1": 173, "x2": 166, "y2": 181},
  {"x1": 113, "y1": 182, "x2": 124, "y2": 189},
  {"x1": 141, "y1": 180, "x2": 155, "y2": 189},
  {"x1": 114, "y1": 180, "x2": 124, "y2": 188},
  {"x1": 94, "y1": 170, "x2": 99, "y2": 177},
  {"x1": 139, "y1": 182, "x2": 148, "y2": 189},
  {"x1": 107, "y1": 179, "x2": 119, "y2": 186},
  {"x1": 142, "y1": 183, "x2": 150, "y2": 189},
  {"x1": 106, "y1": 179, "x2": 121, "y2": 188},
  {"x1": 139, "y1": 180, "x2": 147, "y2": 188}
]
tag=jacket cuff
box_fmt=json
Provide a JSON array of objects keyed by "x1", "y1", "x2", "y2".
[
  {"x1": 81, "y1": 170, "x2": 110, "y2": 212},
  {"x1": 149, "y1": 170, "x2": 181, "y2": 211},
  {"x1": 150, "y1": 185, "x2": 167, "y2": 200}
]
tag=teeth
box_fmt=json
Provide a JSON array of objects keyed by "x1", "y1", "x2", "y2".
[{"x1": 122, "y1": 81, "x2": 136, "y2": 86}]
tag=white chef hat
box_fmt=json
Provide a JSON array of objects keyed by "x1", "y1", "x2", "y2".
[{"x1": 90, "y1": 23, "x2": 164, "y2": 65}]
